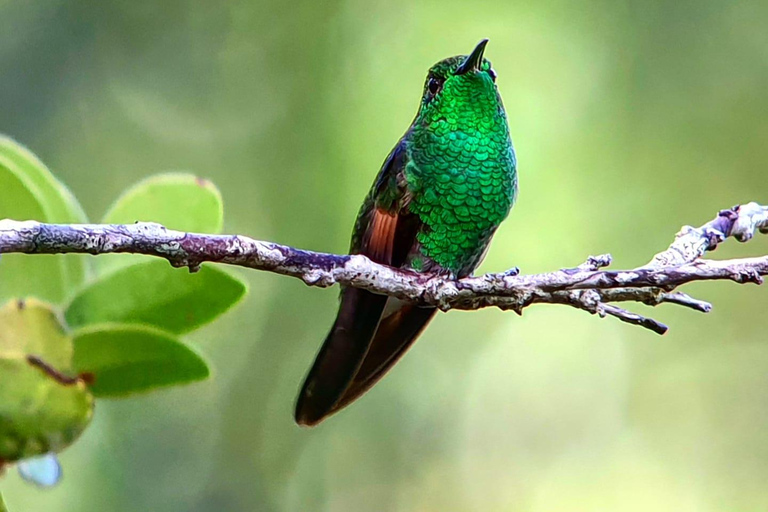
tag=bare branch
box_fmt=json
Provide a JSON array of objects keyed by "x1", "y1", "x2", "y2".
[
  {"x1": 598, "y1": 303, "x2": 669, "y2": 335},
  {"x1": 0, "y1": 201, "x2": 765, "y2": 335}
]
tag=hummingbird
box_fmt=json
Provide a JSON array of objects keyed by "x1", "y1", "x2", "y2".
[{"x1": 295, "y1": 39, "x2": 517, "y2": 426}]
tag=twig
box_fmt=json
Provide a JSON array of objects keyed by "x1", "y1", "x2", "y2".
[{"x1": 0, "y1": 202, "x2": 766, "y2": 335}]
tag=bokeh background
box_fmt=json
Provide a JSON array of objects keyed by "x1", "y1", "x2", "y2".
[{"x1": 2, "y1": 1, "x2": 768, "y2": 510}]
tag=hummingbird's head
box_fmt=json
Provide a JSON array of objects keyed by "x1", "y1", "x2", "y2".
[{"x1": 414, "y1": 39, "x2": 503, "y2": 132}]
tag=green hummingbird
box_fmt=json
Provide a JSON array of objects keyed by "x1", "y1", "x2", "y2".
[{"x1": 295, "y1": 39, "x2": 517, "y2": 426}]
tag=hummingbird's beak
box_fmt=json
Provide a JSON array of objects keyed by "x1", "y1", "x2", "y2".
[{"x1": 455, "y1": 39, "x2": 489, "y2": 75}]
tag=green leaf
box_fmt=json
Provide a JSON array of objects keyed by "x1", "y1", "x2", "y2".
[
  {"x1": 0, "y1": 137, "x2": 89, "y2": 300},
  {"x1": 0, "y1": 490, "x2": 7, "y2": 512},
  {"x1": 0, "y1": 299, "x2": 93, "y2": 461},
  {"x1": 72, "y1": 324, "x2": 210, "y2": 397},
  {"x1": 96, "y1": 172, "x2": 224, "y2": 275},
  {"x1": 0, "y1": 137, "x2": 88, "y2": 224},
  {"x1": 0, "y1": 298, "x2": 72, "y2": 370},
  {"x1": 0, "y1": 159, "x2": 65, "y2": 302},
  {"x1": 65, "y1": 260, "x2": 247, "y2": 334}
]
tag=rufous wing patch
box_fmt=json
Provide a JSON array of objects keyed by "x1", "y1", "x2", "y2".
[{"x1": 365, "y1": 209, "x2": 398, "y2": 264}]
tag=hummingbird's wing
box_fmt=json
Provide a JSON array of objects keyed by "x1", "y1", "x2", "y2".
[
  {"x1": 329, "y1": 300, "x2": 436, "y2": 415},
  {"x1": 293, "y1": 285, "x2": 389, "y2": 426},
  {"x1": 295, "y1": 140, "x2": 434, "y2": 426}
]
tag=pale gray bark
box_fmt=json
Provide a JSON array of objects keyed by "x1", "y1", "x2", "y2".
[{"x1": 1, "y1": 202, "x2": 766, "y2": 335}]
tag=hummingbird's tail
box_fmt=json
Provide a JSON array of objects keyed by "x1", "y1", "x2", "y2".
[
  {"x1": 294, "y1": 287, "x2": 388, "y2": 426},
  {"x1": 294, "y1": 289, "x2": 436, "y2": 426},
  {"x1": 329, "y1": 301, "x2": 436, "y2": 415}
]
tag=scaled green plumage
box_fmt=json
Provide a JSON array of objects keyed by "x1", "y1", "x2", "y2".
[{"x1": 407, "y1": 54, "x2": 517, "y2": 274}]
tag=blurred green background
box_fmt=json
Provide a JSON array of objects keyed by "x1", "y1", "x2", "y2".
[{"x1": 2, "y1": 0, "x2": 768, "y2": 510}]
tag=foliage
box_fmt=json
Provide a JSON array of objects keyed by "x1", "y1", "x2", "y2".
[
  {"x1": 0, "y1": 299, "x2": 93, "y2": 461},
  {"x1": 0, "y1": 137, "x2": 246, "y2": 500},
  {"x1": 72, "y1": 325, "x2": 210, "y2": 397}
]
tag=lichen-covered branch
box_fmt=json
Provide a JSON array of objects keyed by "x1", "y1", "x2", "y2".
[{"x1": 0, "y1": 202, "x2": 766, "y2": 335}]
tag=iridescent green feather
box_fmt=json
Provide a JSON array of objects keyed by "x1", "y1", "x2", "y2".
[{"x1": 405, "y1": 56, "x2": 517, "y2": 275}]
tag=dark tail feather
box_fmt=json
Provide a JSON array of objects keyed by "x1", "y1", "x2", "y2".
[
  {"x1": 294, "y1": 287, "x2": 388, "y2": 426},
  {"x1": 330, "y1": 301, "x2": 437, "y2": 415}
]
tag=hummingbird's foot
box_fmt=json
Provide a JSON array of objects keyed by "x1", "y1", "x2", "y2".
[{"x1": 502, "y1": 267, "x2": 520, "y2": 277}]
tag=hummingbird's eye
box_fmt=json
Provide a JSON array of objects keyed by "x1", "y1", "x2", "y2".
[
  {"x1": 488, "y1": 68, "x2": 497, "y2": 82},
  {"x1": 427, "y1": 77, "x2": 444, "y2": 96}
]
